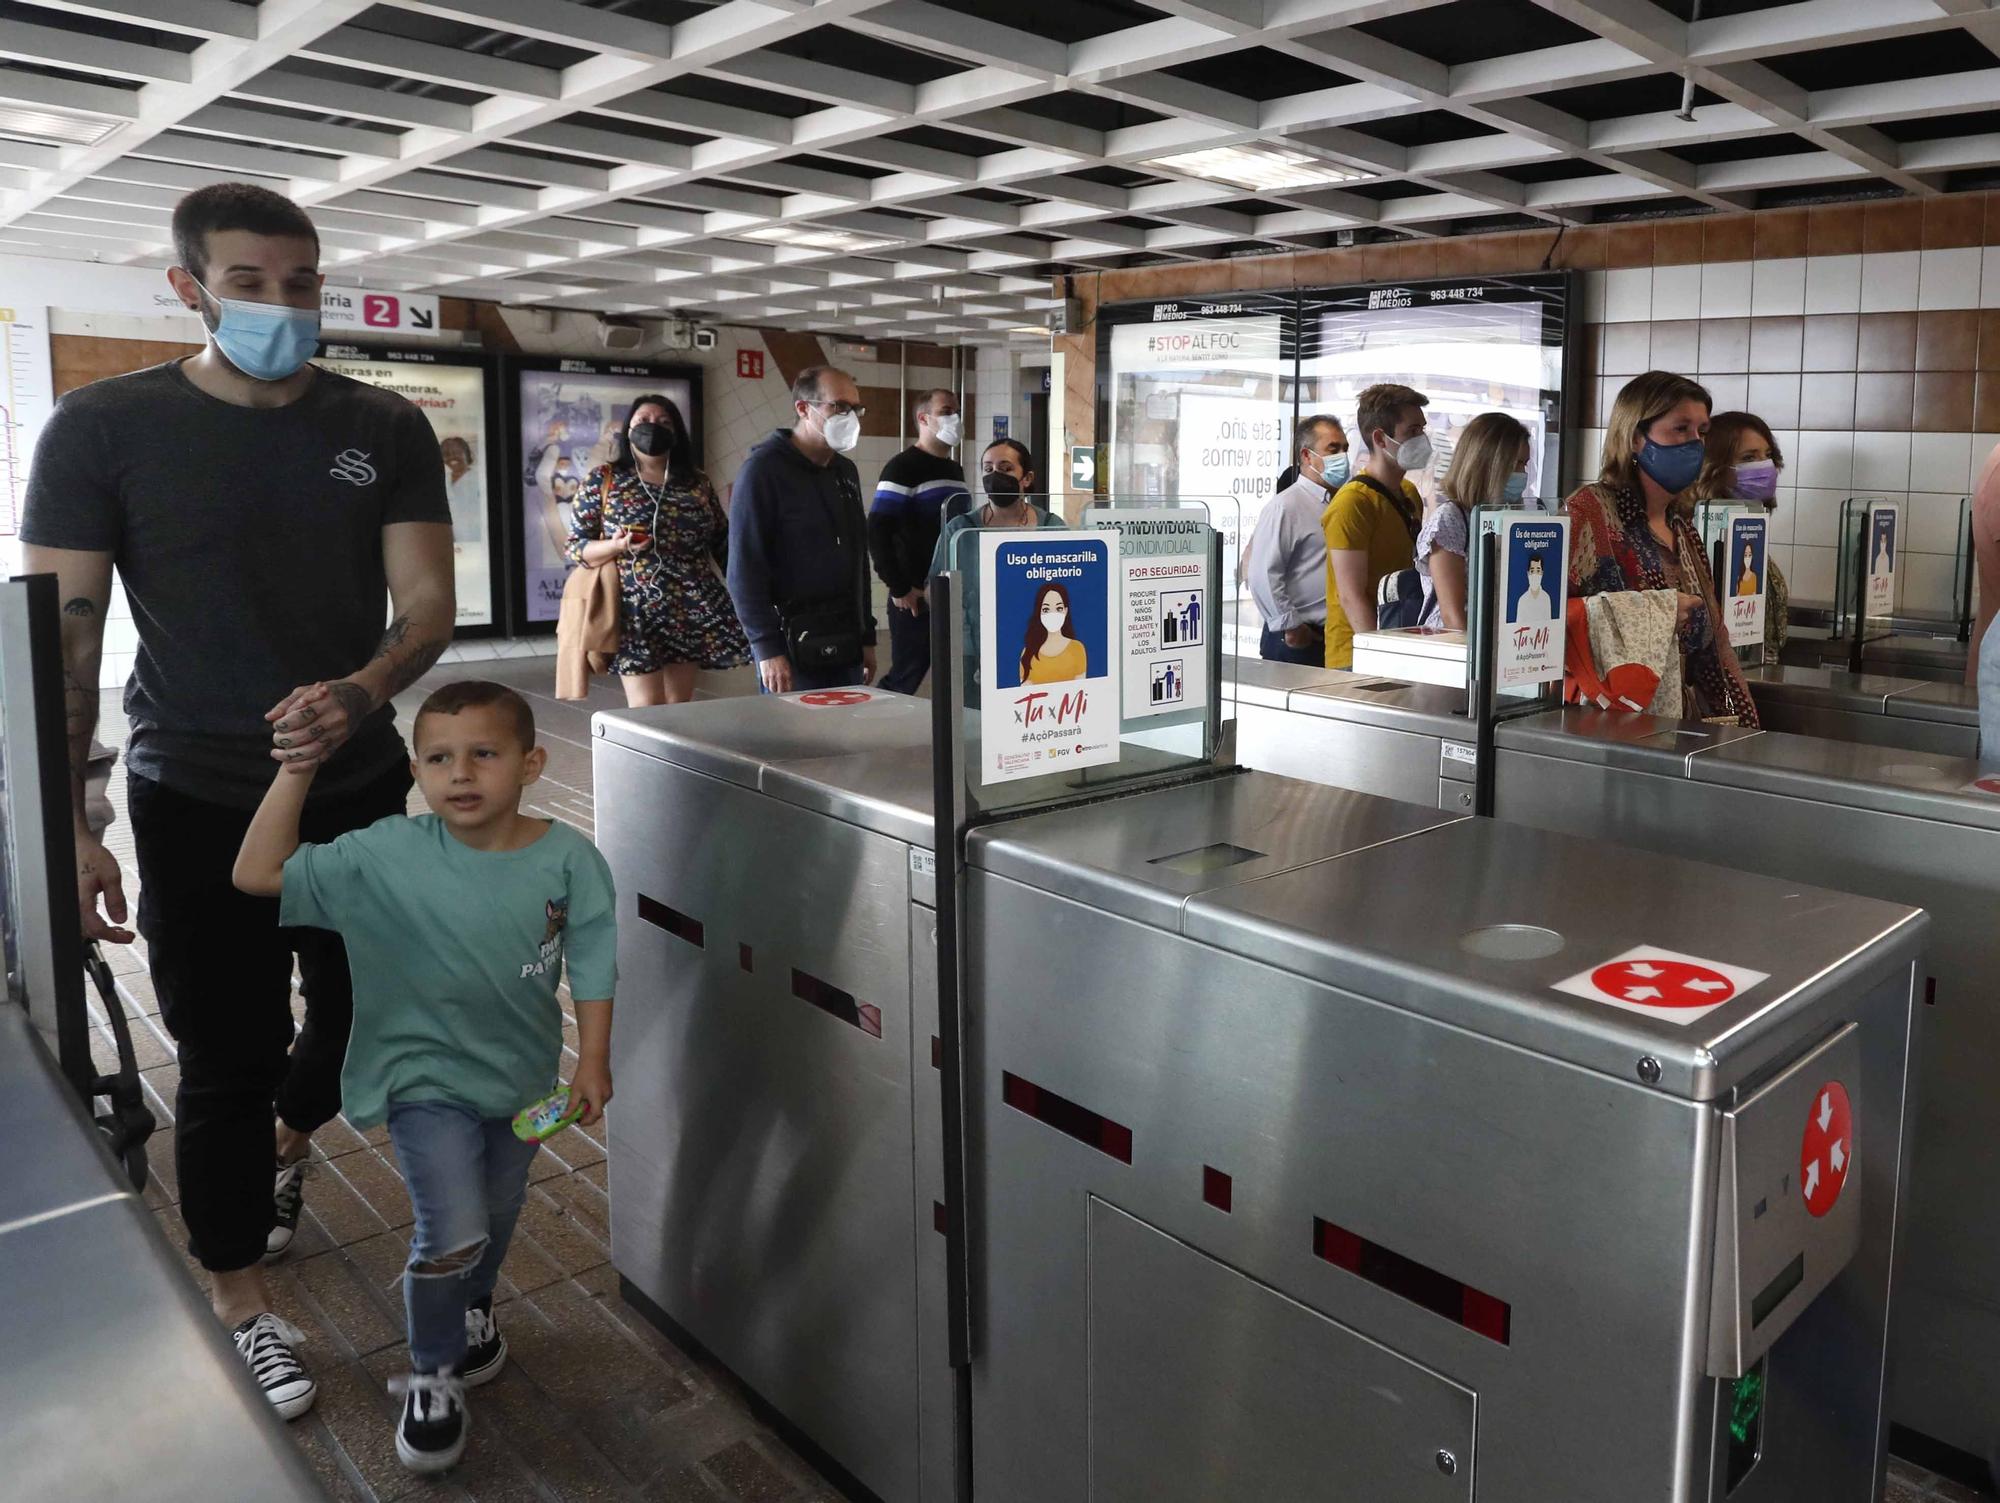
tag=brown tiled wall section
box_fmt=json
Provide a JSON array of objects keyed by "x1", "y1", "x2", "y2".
[{"x1": 1058, "y1": 192, "x2": 2000, "y2": 615}]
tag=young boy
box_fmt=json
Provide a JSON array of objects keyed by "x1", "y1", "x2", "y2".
[{"x1": 234, "y1": 680, "x2": 616, "y2": 1473}]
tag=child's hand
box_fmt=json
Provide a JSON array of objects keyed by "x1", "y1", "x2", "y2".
[{"x1": 567, "y1": 1061, "x2": 613, "y2": 1126}]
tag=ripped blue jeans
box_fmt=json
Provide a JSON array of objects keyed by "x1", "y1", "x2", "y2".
[{"x1": 386, "y1": 1100, "x2": 540, "y2": 1374}]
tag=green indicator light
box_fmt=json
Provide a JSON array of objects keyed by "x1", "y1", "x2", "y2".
[{"x1": 1729, "y1": 1369, "x2": 1765, "y2": 1445}]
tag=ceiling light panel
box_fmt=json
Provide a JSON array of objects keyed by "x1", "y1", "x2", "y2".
[{"x1": 1143, "y1": 145, "x2": 1370, "y2": 193}]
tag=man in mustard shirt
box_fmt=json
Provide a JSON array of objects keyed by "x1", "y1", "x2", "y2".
[{"x1": 1322, "y1": 383, "x2": 1429, "y2": 668}]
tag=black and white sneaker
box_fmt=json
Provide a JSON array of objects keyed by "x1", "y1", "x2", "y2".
[
  {"x1": 391, "y1": 1371, "x2": 468, "y2": 1473},
  {"x1": 460, "y1": 1297, "x2": 506, "y2": 1388},
  {"x1": 266, "y1": 1158, "x2": 312, "y2": 1260},
  {"x1": 233, "y1": 1312, "x2": 316, "y2": 1421}
]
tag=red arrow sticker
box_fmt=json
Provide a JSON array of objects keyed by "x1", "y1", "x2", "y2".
[
  {"x1": 1800, "y1": 1080, "x2": 1853, "y2": 1218},
  {"x1": 795, "y1": 689, "x2": 873, "y2": 707},
  {"x1": 1551, "y1": 945, "x2": 1770, "y2": 1025}
]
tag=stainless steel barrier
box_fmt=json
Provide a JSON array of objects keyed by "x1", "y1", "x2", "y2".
[
  {"x1": 1743, "y1": 664, "x2": 1980, "y2": 756},
  {"x1": 966, "y1": 769, "x2": 1921, "y2": 1501},
  {"x1": 593, "y1": 691, "x2": 951, "y2": 1503},
  {"x1": 1232, "y1": 656, "x2": 1477, "y2": 811},
  {"x1": 1493, "y1": 708, "x2": 1999, "y2": 1471}
]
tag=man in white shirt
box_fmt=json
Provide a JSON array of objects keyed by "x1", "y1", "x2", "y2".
[{"x1": 1244, "y1": 415, "x2": 1348, "y2": 665}]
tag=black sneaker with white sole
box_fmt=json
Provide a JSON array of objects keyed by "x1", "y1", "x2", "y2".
[
  {"x1": 266, "y1": 1158, "x2": 311, "y2": 1259},
  {"x1": 460, "y1": 1297, "x2": 506, "y2": 1388},
  {"x1": 233, "y1": 1312, "x2": 316, "y2": 1421},
  {"x1": 392, "y1": 1371, "x2": 468, "y2": 1473}
]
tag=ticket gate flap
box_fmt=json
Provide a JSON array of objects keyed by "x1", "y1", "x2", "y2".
[
  {"x1": 593, "y1": 691, "x2": 929, "y2": 788},
  {"x1": 1690, "y1": 728, "x2": 2000, "y2": 833},
  {"x1": 1288, "y1": 678, "x2": 1469, "y2": 738},
  {"x1": 1706, "y1": 1025, "x2": 1864, "y2": 1379},
  {"x1": 1180, "y1": 815, "x2": 1924, "y2": 1100},
  {"x1": 967, "y1": 772, "x2": 1462, "y2": 933},
  {"x1": 1493, "y1": 706, "x2": 1762, "y2": 775}
]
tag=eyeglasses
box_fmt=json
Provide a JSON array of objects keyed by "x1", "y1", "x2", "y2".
[{"x1": 812, "y1": 400, "x2": 867, "y2": 418}]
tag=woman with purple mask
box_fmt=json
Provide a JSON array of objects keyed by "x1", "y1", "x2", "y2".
[{"x1": 1691, "y1": 412, "x2": 1787, "y2": 655}]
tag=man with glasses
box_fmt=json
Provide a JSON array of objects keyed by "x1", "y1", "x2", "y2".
[{"x1": 726, "y1": 365, "x2": 878, "y2": 693}]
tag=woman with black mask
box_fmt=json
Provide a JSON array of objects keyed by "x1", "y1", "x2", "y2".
[
  {"x1": 927, "y1": 438, "x2": 1063, "y2": 583},
  {"x1": 564, "y1": 393, "x2": 748, "y2": 706}
]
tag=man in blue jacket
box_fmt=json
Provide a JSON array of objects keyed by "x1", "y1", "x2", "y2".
[{"x1": 727, "y1": 366, "x2": 878, "y2": 693}]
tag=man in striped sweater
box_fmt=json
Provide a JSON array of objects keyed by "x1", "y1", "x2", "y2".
[{"x1": 867, "y1": 388, "x2": 969, "y2": 694}]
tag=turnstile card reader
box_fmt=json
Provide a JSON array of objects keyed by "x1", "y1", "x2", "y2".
[{"x1": 967, "y1": 779, "x2": 1922, "y2": 1502}]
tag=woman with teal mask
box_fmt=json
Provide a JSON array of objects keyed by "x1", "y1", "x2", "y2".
[
  {"x1": 1565, "y1": 371, "x2": 1758, "y2": 726},
  {"x1": 1418, "y1": 411, "x2": 1529, "y2": 629}
]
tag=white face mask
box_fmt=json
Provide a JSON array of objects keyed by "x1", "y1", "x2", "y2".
[
  {"x1": 822, "y1": 409, "x2": 861, "y2": 453},
  {"x1": 1393, "y1": 432, "x2": 1433, "y2": 473},
  {"x1": 930, "y1": 413, "x2": 961, "y2": 448}
]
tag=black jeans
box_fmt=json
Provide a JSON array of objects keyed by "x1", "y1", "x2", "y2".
[
  {"x1": 880, "y1": 597, "x2": 931, "y2": 694},
  {"x1": 128, "y1": 762, "x2": 412, "y2": 1272},
  {"x1": 1259, "y1": 623, "x2": 1325, "y2": 667}
]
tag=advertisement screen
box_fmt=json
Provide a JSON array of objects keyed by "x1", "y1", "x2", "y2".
[
  {"x1": 316, "y1": 348, "x2": 495, "y2": 630},
  {"x1": 514, "y1": 365, "x2": 696, "y2": 625}
]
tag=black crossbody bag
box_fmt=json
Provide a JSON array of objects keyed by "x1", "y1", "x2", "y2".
[{"x1": 780, "y1": 469, "x2": 868, "y2": 668}]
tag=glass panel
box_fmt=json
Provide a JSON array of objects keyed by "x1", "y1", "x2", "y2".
[
  {"x1": 1302, "y1": 275, "x2": 1569, "y2": 515},
  {"x1": 944, "y1": 494, "x2": 1234, "y2": 818},
  {"x1": 0, "y1": 634, "x2": 16, "y2": 1007}
]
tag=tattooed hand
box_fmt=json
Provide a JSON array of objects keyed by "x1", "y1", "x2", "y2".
[{"x1": 265, "y1": 679, "x2": 377, "y2": 770}]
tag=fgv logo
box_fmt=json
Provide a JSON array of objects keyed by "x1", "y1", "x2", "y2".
[
  {"x1": 330, "y1": 449, "x2": 378, "y2": 486},
  {"x1": 362, "y1": 294, "x2": 400, "y2": 327}
]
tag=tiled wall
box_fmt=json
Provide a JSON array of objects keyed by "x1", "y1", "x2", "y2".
[
  {"x1": 1056, "y1": 192, "x2": 2000, "y2": 618},
  {"x1": 1574, "y1": 240, "x2": 1998, "y2": 614}
]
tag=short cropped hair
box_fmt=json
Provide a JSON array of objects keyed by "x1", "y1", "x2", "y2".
[
  {"x1": 172, "y1": 182, "x2": 319, "y2": 283},
  {"x1": 791, "y1": 365, "x2": 854, "y2": 405},
  {"x1": 1354, "y1": 384, "x2": 1428, "y2": 452},
  {"x1": 414, "y1": 681, "x2": 536, "y2": 752},
  {"x1": 1294, "y1": 414, "x2": 1343, "y2": 458},
  {"x1": 914, "y1": 387, "x2": 955, "y2": 423}
]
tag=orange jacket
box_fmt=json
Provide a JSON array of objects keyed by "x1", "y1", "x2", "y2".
[{"x1": 554, "y1": 559, "x2": 619, "y2": 700}]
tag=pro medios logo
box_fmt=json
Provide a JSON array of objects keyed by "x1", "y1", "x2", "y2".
[{"x1": 330, "y1": 448, "x2": 378, "y2": 486}]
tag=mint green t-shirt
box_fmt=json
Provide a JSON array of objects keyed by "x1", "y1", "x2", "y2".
[{"x1": 280, "y1": 814, "x2": 618, "y2": 1129}]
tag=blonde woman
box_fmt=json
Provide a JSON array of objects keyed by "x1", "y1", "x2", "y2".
[
  {"x1": 1421, "y1": 412, "x2": 1529, "y2": 629},
  {"x1": 1565, "y1": 371, "x2": 1758, "y2": 726}
]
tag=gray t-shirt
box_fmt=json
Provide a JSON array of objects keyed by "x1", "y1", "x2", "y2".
[{"x1": 21, "y1": 360, "x2": 448, "y2": 808}]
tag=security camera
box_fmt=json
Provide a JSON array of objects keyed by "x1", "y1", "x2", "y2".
[{"x1": 692, "y1": 326, "x2": 718, "y2": 351}]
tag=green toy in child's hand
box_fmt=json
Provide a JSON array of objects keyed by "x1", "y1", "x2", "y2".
[{"x1": 512, "y1": 1086, "x2": 585, "y2": 1143}]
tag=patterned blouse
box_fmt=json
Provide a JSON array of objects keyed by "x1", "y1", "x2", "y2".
[
  {"x1": 1563, "y1": 482, "x2": 1759, "y2": 727},
  {"x1": 562, "y1": 463, "x2": 749, "y2": 676}
]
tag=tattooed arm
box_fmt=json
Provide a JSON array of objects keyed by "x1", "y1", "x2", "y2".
[
  {"x1": 20, "y1": 544, "x2": 132, "y2": 942},
  {"x1": 267, "y1": 521, "x2": 456, "y2": 768}
]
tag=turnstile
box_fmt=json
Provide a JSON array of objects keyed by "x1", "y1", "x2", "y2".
[
  {"x1": 1743, "y1": 665, "x2": 1980, "y2": 757},
  {"x1": 1232, "y1": 657, "x2": 1477, "y2": 811},
  {"x1": 966, "y1": 771, "x2": 1923, "y2": 1501},
  {"x1": 593, "y1": 691, "x2": 954, "y2": 1503},
  {"x1": 1493, "y1": 709, "x2": 1999, "y2": 1470}
]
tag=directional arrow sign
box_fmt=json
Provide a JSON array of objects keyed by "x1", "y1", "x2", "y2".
[
  {"x1": 412, "y1": 307, "x2": 435, "y2": 330},
  {"x1": 1800, "y1": 1080, "x2": 1854, "y2": 1218},
  {"x1": 1553, "y1": 946, "x2": 1770, "y2": 1026}
]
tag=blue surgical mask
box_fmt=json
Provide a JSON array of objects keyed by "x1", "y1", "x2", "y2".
[
  {"x1": 1636, "y1": 437, "x2": 1705, "y2": 494},
  {"x1": 1317, "y1": 452, "x2": 1351, "y2": 489},
  {"x1": 194, "y1": 277, "x2": 320, "y2": 382},
  {"x1": 1502, "y1": 472, "x2": 1528, "y2": 503}
]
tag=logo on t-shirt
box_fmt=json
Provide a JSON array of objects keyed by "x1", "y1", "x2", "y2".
[
  {"x1": 330, "y1": 448, "x2": 378, "y2": 486},
  {"x1": 521, "y1": 897, "x2": 567, "y2": 978}
]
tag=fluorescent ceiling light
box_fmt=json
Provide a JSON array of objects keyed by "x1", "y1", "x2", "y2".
[
  {"x1": 0, "y1": 103, "x2": 125, "y2": 148},
  {"x1": 741, "y1": 225, "x2": 896, "y2": 254},
  {"x1": 1144, "y1": 144, "x2": 1366, "y2": 192}
]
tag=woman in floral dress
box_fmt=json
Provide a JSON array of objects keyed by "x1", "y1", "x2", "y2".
[{"x1": 564, "y1": 393, "x2": 749, "y2": 705}]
